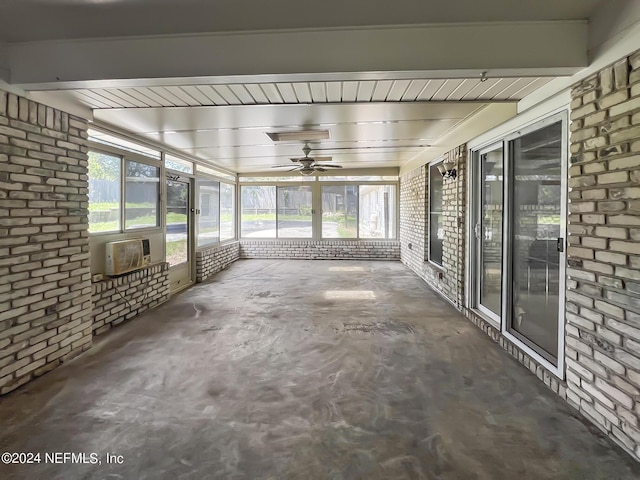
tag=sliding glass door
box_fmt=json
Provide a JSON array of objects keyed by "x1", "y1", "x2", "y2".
[
  {"x1": 471, "y1": 113, "x2": 567, "y2": 373},
  {"x1": 507, "y1": 119, "x2": 565, "y2": 364},
  {"x1": 476, "y1": 144, "x2": 504, "y2": 322}
]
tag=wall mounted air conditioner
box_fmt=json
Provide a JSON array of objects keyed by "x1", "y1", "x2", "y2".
[{"x1": 105, "y1": 238, "x2": 151, "y2": 276}]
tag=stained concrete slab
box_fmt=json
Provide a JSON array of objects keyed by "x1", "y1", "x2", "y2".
[{"x1": 0, "y1": 259, "x2": 639, "y2": 479}]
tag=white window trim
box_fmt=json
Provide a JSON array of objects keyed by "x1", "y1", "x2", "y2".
[
  {"x1": 238, "y1": 180, "x2": 400, "y2": 241},
  {"x1": 88, "y1": 146, "x2": 163, "y2": 236},
  {"x1": 427, "y1": 159, "x2": 445, "y2": 268}
]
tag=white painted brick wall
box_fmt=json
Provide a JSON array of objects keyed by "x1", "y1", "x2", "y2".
[
  {"x1": 239, "y1": 240, "x2": 400, "y2": 260},
  {"x1": 91, "y1": 263, "x2": 170, "y2": 335},
  {"x1": 0, "y1": 90, "x2": 92, "y2": 395},
  {"x1": 195, "y1": 242, "x2": 241, "y2": 282}
]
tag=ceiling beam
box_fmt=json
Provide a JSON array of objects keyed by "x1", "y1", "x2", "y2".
[{"x1": 8, "y1": 22, "x2": 587, "y2": 89}]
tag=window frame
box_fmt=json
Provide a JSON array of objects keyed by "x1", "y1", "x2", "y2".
[
  {"x1": 88, "y1": 144, "x2": 163, "y2": 236},
  {"x1": 238, "y1": 178, "x2": 399, "y2": 241},
  {"x1": 219, "y1": 182, "x2": 236, "y2": 243},
  {"x1": 320, "y1": 181, "x2": 398, "y2": 240},
  {"x1": 196, "y1": 172, "x2": 237, "y2": 248},
  {"x1": 427, "y1": 159, "x2": 445, "y2": 267},
  {"x1": 124, "y1": 158, "x2": 162, "y2": 231}
]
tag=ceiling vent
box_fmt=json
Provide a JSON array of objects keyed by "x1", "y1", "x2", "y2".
[{"x1": 265, "y1": 130, "x2": 330, "y2": 142}]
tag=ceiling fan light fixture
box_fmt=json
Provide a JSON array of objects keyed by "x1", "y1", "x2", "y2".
[
  {"x1": 299, "y1": 169, "x2": 315, "y2": 176},
  {"x1": 265, "y1": 130, "x2": 330, "y2": 142}
]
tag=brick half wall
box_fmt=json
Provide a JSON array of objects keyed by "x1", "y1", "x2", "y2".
[
  {"x1": 239, "y1": 240, "x2": 400, "y2": 260},
  {"x1": 196, "y1": 241, "x2": 240, "y2": 282},
  {"x1": 91, "y1": 263, "x2": 170, "y2": 336}
]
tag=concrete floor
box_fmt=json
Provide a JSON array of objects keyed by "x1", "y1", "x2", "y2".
[{"x1": 1, "y1": 259, "x2": 639, "y2": 480}]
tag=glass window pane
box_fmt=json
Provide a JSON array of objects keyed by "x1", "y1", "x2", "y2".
[
  {"x1": 239, "y1": 176, "x2": 315, "y2": 183},
  {"x1": 318, "y1": 175, "x2": 399, "y2": 181},
  {"x1": 358, "y1": 184, "x2": 396, "y2": 239},
  {"x1": 88, "y1": 129, "x2": 160, "y2": 160},
  {"x1": 197, "y1": 165, "x2": 236, "y2": 182},
  {"x1": 480, "y1": 148, "x2": 504, "y2": 317},
  {"x1": 277, "y1": 186, "x2": 312, "y2": 238},
  {"x1": 88, "y1": 151, "x2": 121, "y2": 233},
  {"x1": 197, "y1": 179, "x2": 220, "y2": 247},
  {"x1": 220, "y1": 183, "x2": 235, "y2": 241},
  {"x1": 125, "y1": 161, "x2": 160, "y2": 230},
  {"x1": 510, "y1": 121, "x2": 562, "y2": 361},
  {"x1": 429, "y1": 163, "x2": 444, "y2": 266},
  {"x1": 241, "y1": 185, "x2": 276, "y2": 237},
  {"x1": 166, "y1": 154, "x2": 193, "y2": 174},
  {"x1": 322, "y1": 186, "x2": 358, "y2": 238},
  {"x1": 166, "y1": 180, "x2": 189, "y2": 266}
]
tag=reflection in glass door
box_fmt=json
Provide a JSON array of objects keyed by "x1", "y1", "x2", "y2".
[
  {"x1": 166, "y1": 178, "x2": 192, "y2": 292},
  {"x1": 508, "y1": 120, "x2": 564, "y2": 363},
  {"x1": 477, "y1": 145, "x2": 504, "y2": 322}
]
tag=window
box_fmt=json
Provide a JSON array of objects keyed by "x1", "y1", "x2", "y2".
[
  {"x1": 220, "y1": 183, "x2": 235, "y2": 242},
  {"x1": 197, "y1": 178, "x2": 220, "y2": 246},
  {"x1": 88, "y1": 129, "x2": 160, "y2": 160},
  {"x1": 429, "y1": 162, "x2": 444, "y2": 266},
  {"x1": 321, "y1": 184, "x2": 397, "y2": 239},
  {"x1": 241, "y1": 185, "x2": 276, "y2": 238},
  {"x1": 88, "y1": 151, "x2": 122, "y2": 233},
  {"x1": 322, "y1": 186, "x2": 358, "y2": 238},
  {"x1": 125, "y1": 161, "x2": 160, "y2": 230},
  {"x1": 88, "y1": 149, "x2": 161, "y2": 234},
  {"x1": 165, "y1": 154, "x2": 193, "y2": 174},
  {"x1": 241, "y1": 181, "x2": 398, "y2": 239},
  {"x1": 358, "y1": 185, "x2": 396, "y2": 239},
  {"x1": 197, "y1": 164, "x2": 236, "y2": 182},
  {"x1": 277, "y1": 186, "x2": 312, "y2": 238}
]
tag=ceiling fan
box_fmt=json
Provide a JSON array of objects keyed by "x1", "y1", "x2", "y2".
[{"x1": 271, "y1": 143, "x2": 343, "y2": 176}]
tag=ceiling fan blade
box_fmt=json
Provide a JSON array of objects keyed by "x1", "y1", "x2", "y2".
[
  {"x1": 272, "y1": 164, "x2": 298, "y2": 168},
  {"x1": 314, "y1": 167, "x2": 327, "y2": 172},
  {"x1": 313, "y1": 164, "x2": 343, "y2": 168},
  {"x1": 288, "y1": 167, "x2": 302, "y2": 172}
]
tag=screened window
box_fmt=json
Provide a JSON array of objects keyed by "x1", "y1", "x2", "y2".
[
  {"x1": 125, "y1": 161, "x2": 160, "y2": 230},
  {"x1": 220, "y1": 183, "x2": 235, "y2": 242},
  {"x1": 241, "y1": 182, "x2": 398, "y2": 239},
  {"x1": 88, "y1": 151, "x2": 122, "y2": 233},
  {"x1": 321, "y1": 184, "x2": 396, "y2": 239},
  {"x1": 322, "y1": 186, "x2": 358, "y2": 238},
  {"x1": 197, "y1": 178, "x2": 220, "y2": 247},
  {"x1": 277, "y1": 186, "x2": 313, "y2": 238},
  {"x1": 165, "y1": 155, "x2": 194, "y2": 174},
  {"x1": 88, "y1": 129, "x2": 160, "y2": 160},
  {"x1": 88, "y1": 150, "x2": 161, "y2": 234},
  {"x1": 241, "y1": 186, "x2": 276, "y2": 238},
  {"x1": 429, "y1": 163, "x2": 444, "y2": 266},
  {"x1": 359, "y1": 185, "x2": 396, "y2": 239}
]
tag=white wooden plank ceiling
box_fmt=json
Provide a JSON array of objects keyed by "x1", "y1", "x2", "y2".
[{"x1": 64, "y1": 77, "x2": 550, "y2": 109}]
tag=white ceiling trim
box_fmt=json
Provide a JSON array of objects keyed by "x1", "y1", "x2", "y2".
[{"x1": 8, "y1": 22, "x2": 587, "y2": 88}]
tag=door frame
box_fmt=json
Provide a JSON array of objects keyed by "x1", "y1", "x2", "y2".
[
  {"x1": 165, "y1": 173, "x2": 196, "y2": 294},
  {"x1": 472, "y1": 142, "x2": 505, "y2": 329}
]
